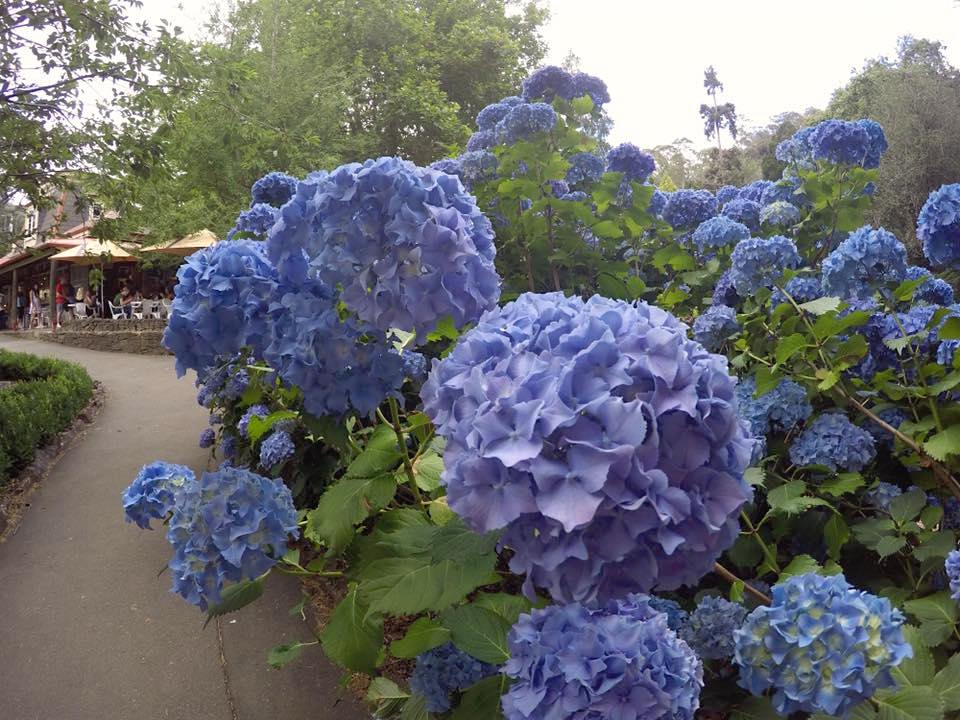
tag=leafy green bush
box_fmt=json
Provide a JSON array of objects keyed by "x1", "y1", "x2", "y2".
[{"x1": 0, "y1": 350, "x2": 93, "y2": 483}]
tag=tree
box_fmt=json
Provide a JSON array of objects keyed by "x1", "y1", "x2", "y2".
[{"x1": 698, "y1": 66, "x2": 738, "y2": 151}]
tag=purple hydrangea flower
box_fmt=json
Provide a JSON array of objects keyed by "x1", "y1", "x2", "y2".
[
  {"x1": 422, "y1": 292, "x2": 753, "y2": 603},
  {"x1": 605, "y1": 143, "x2": 656, "y2": 183},
  {"x1": 647, "y1": 596, "x2": 689, "y2": 631},
  {"x1": 251, "y1": 171, "x2": 298, "y2": 207},
  {"x1": 760, "y1": 177, "x2": 804, "y2": 207},
  {"x1": 199, "y1": 428, "x2": 216, "y2": 448},
  {"x1": 713, "y1": 269, "x2": 740, "y2": 307},
  {"x1": 565, "y1": 152, "x2": 605, "y2": 187},
  {"x1": 662, "y1": 189, "x2": 718, "y2": 231},
  {"x1": 572, "y1": 71, "x2": 610, "y2": 105},
  {"x1": 521, "y1": 65, "x2": 576, "y2": 102},
  {"x1": 918, "y1": 184, "x2": 960, "y2": 268},
  {"x1": 429, "y1": 157, "x2": 463, "y2": 180},
  {"x1": 770, "y1": 275, "x2": 823, "y2": 308},
  {"x1": 648, "y1": 187, "x2": 668, "y2": 217},
  {"x1": 789, "y1": 412, "x2": 876, "y2": 471},
  {"x1": 821, "y1": 226, "x2": 908, "y2": 299},
  {"x1": 716, "y1": 185, "x2": 739, "y2": 207},
  {"x1": 735, "y1": 375, "x2": 811, "y2": 439},
  {"x1": 759, "y1": 201, "x2": 801, "y2": 228},
  {"x1": 946, "y1": 550, "x2": 960, "y2": 602},
  {"x1": 459, "y1": 150, "x2": 499, "y2": 186},
  {"x1": 502, "y1": 597, "x2": 703, "y2": 720},
  {"x1": 738, "y1": 180, "x2": 773, "y2": 204},
  {"x1": 466, "y1": 129, "x2": 497, "y2": 151},
  {"x1": 809, "y1": 118, "x2": 873, "y2": 166},
  {"x1": 906, "y1": 266, "x2": 955, "y2": 305},
  {"x1": 680, "y1": 595, "x2": 747, "y2": 660},
  {"x1": 122, "y1": 461, "x2": 196, "y2": 529},
  {"x1": 857, "y1": 119, "x2": 888, "y2": 169},
  {"x1": 692, "y1": 304, "x2": 739, "y2": 351},
  {"x1": 238, "y1": 404, "x2": 269, "y2": 439},
  {"x1": 260, "y1": 430, "x2": 295, "y2": 468},
  {"x1": 410, "y1": 643, "x2": 497, "y2": 713},
  {"x1": 476, "y1": 101, "x2": 514, "y2": 131},
  {"x1": 866, "y1": 481, "x2": 903, "y2": 512}
]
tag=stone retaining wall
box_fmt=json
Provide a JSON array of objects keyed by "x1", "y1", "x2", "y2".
[{"x1": 15, "y1": 318, "x2": 169, "y2": 355}]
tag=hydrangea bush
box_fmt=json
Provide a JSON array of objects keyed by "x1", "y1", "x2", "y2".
[{"x1": 124, "y1": 65, "x2": 960, "y2": 720}]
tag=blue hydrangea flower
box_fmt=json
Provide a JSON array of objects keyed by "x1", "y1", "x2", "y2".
[
  {"x1": 735, "y1": 376, "x2": 811, "y2": 439},
  {"x1": 221, "y1": 434, "x2": 237, "y2": 460},
  {"x1": 422, "y1": 292, "x2": 753, "y2": 603},
  {"x1": 238, "y1": 404, "x2": 269, "y2": 439},
  {"x1": 716, "y1": 185, "x2": 739, "y2": 207},
  {"x1": 809, "y1": 119, "x2": 872, "y2": 166},
  {"x1": 857, "y1": 119, "x2": 888, "y2": 169},
  {"x1": 466, "y1": 129, "x2": 497, "y2": 151},
  {"x1": 692, "y1": 304, "x2": 739, "y2": 351},
  {"x1": 919, "y1": 184, "x2": 960, "y2": 268},
  {"x1": 264, "y1": 286, "x2": 407, "y2": 417},
  {"x1": 565, "y1": 152, "x2": 605, "y2": 186},
  {"x1": 738, "y1": 180, "x2": 774, "y2": 204},
  {"x1": 605, "y1": 143, "x2": 656, "y2": 183},
  {"x1": 735, "y1": 573, "x2": 912, "y2": 717},
  {"x1": 459, "y1": 150, "x2": 499, "y2": 185},
  {"x1": 872, "y1": 304, "x2": 942, "y2": 373},
  {"x1": 663, "y1": 189, "x2": 718, "y2": 231},
  {"x1": 647, "y1": 596, "x2": 689, "y2": 632},
  {"x1": 943, "y1": 498, "x2": 960, "y2": 530},
  {"x1": 760, "y1": 177, "x2": 804, "y2": 207},
  {"x1": 572, "y1": 72, "x2": 610, "y2": 105},
  {"x1": 502, "y1": 597, "x2": 703, "y2": 720},
  {"x1": 946, "y1": 550, "x2": 960, "y2": 602},
  {"x1": 721, "y1": 198, "x2": 761, "y2": 232},
  {"x1": 224, "y1": 368, "x2": 249, "y2": 400},
  {"x1": 691, "y1": 216, "x2": 750, "y2": 253},
  {"x1": 163, "y1": 241, "x2": 278, "y2": 377},
  {"x1": 648, "y1": 187, "x2": 668, "y2": 217},
  {"x1": 521, "y1": 65, "x2": 576, "y2": 102},
  {"x1": 560, "y1": 191, "x2": 588, "y2": 203},
  {"x1": 776, "y1": 126, "x2": 816, "y2": 166},
  {"x1": 410, "y1": 643, "x2": 497, "y2": 713},
  {"x1": 496, "y1": 103, "x2": 557, "y2": 144},
  {"x1": 789, "y1": 413, "x2": 877, "y2": 471},
  {"x1": 549, "y1": 180, "x2": 570, "y2": 198},
  {"x1": 865, "y1": 407, "x2": 908, "y2": 448},
  {"x1": 260, "y1": 430, "x2": 295, "y2": 468},
  {"x1": 226, "y1": 203, "x2": 279, "y2": 241},
  {"x1": 906, "y1": 266, "x2": 956, "y2": 305},
  {"x1": 713, "y1": 269, "x2": 740, "y2": 307},
  {"x1": 680, "y1": 595, "x2": 747, "y2": 660},
  {"x1": 199, "y1": 428, "x2": 216, "y2": 448},
  {"x1": 760, "y1": 201, "x2": 801, "y2": 228},
  {"x1": 429, "y1": 157, "x2": 463, "y2": 180},
  {"x1": 123, "y1": 462, "x2": 196, "y2": 529},
  {"x1": 821, "y1": 226, "x2": 907, "y2": 299},
  {"x1": 866, "y1": 482, "x2": 903, "y2": 513},
  {"x1": 770, "y1": 276, "x2": 823, "y2": 308},
  {"x1": 729, "y1": 236, "x2": 801, "y2": 294},
  {"x1": 940, "y1": 339, "x2": 960, "y2": 367},
  {"x1": 166, "y1": 466, "x2": 298, "y2": 610},
  {"x1": 251, "y1": 171, "x2": 297, "y2": 207},
  {"x1": 476, "y1": 101, "x2": 514, "y2": 131}
]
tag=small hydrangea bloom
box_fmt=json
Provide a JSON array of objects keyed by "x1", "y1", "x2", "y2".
[
  {"x1": 572, "y1": 72, "x2": 610, "y2": 105},
  {"x1": 251, "y1": 171, "x2": 298, "y2": 207},
  {"x1": 691, "y1": 216, "x2": 750, "y2": 253},
  {"x1": 466, "y1": 129, "x2": 496, "y2": 151},
  {"x1": 496, "y1": 103, "x2": 556, "y2": 144},
  {"x1": 770, "y1": 276, "x2": 823, "y2": 308},
  {"x1": 663, "y1": 189, "x2": 718, "y2": 231},
  {"x1": 946, "y1": 550, "x2": 960, "y2": 602},
  {"x1": 721, "y1": 198, "x2": 761, "y2": 232},
  {"x1": 123, "y1": 461, "x2": 196, "y2": 529},
  {"x1": 905, "y1": 266, "x2": 955, "y2": 305},
  {"x1": 260, "y1": 430, "x2": 295, "y2": 468},
  {"x1": 605, "y1": 143, "x2": 656, "y2": 183},
  {"x1": 647, "y1": 596, "x2": 689, "y2": 631},
  {"x1": 476, "y1": 101, "x2": 514, "y2": 131},
  {"x1": 410, "y1": 643, "x2": 497, "y2": 713},
  {"x1": 199, "y1": 428, "x2": 216, "y2": 448},
  {"x1": 239, "y1": 404, "x2": 269, "y2": 439},
  {"x1": 680, "y1": 595, "x2": 747, "y2": 660},
  {"x1": 521, "y1": 65, "x2": 576, "y2": 102},
  {"x1": 226, "y1": 203, "x2": 279, "y2": 241},
  {"x1": 821, "y1": 226, "x2": 908, "y2": 299},
  {"x1": 809, "y1": 118, "x2": 873, "y2": 166},
  {"x1": 789, "y1": 412, "x2": 877, "y2": 471},
  {"x1": 866, "y1": 482, "x2": 903, "y2": 513},
  {"x1": 918, "y1": 184, "x2": 960, "y2": 268},
  {"x1": 716, "y1": 185, "x2": 739, "y2": 207},
  {"x1": 729, "y1": 236, "x2": 801, "y2": 295},
  {"x1": 692, "y1": 304, "x2": 739, "y2": 352},
  {"x1": 857, "y1": 119, "x2": 889, "y2": 169},
  {"x1": 459, "y1": 150, "x2": 498, "y2": 185},
  {"x1": 565, "y1": 152, "x2": 605, "y2": 187},
  {"x1": 760, "y1": 201, "x2": 801, "y2": 227},
  {"x1": 735, "y1": 376, "x2": 811, "y2": 439},
  {"x1": 734, "y1": 573, "x2": 912, "y2": 717},
  {"x1": 502, "y1": 597, "x2": 703, "y2": 720},
  {"x1": 737, "y1": 180, "x2": 774, "y2": 204}
]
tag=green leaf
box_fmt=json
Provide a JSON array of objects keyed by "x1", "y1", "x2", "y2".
[
  {"x1": 744, "y1": 466, "x2": 765, "y2": 487},
  {"x1": 591, "y1": 219, "x2": 623, "y2": 239},
  {"x1": 247, "y1": 410, "x2": 299, "y2": 442},
  {"x1": 799, "y1": 296, "x2": 842, "y2": 315},
  {"x1": 571, "y1": 94, "x2": 595, "y2": 114},
  {"x1": 779, "y1": 554, "x2": 821, "y2": 580},
  {"x1": 347, "y1": 424, "x2": 402, "y2": 478},
  {"x1": 874, "y1": 686, "x2": 944, "y2": 720},
  {"x1": 651, "y1": 244, "x2": 694, "y2": 271},
  {"x1": 320, "y1": 584, "x2": 383, "y2": 673},
  {"x1": 876, "y1": 535, "x2": 908, "y2": 558},
  {"x1": 767, "y1": 480, "x2": 829, "y2": 515},
  {"x1": 913, "y1": 532, "x2": 955, "y2": 562},
  {"x1": 443, "y1": 604, "x2": 511, "y2": 664},
  {"x1": 473, "y1": 592, "x2": 533, "y2": 625},
  {"x1": 400, "y1": 693, "x2": 430, "y2": 720},
  {"x1": 267, "y1": 641, "x2": 313, "y2": 669},
  {"x1": 821, "y1": 472, "x2": 864, "y2": 497},
  {"x1": 932, "y1": 653, "x2": 960, "y2": 710},
  {"x1": 731, "y1": 695, "x2": 782, "y2": 720},
  {"x1": 389, "y1": 617, "x2": 451, "y2": 659},
  {"x1": 775, "y1": 333, "x2": 809, "y2": 365},
  {"x1": 304, "y1": 474, "x2": 397, "y2": 553},
  {"x1": 852, "y1": 517, "x2": 897, "y2": 549},
  {"x1": 890, "y1": 489, "x2": 928, "y2": 523},
  {"x1": 920, "y1": 505, "x2": 945, "y2": 531},
  {"x1": 204, "y1": 577, "x2": 265, "y2": 628},
  {"x1": 427, "y1": 315, "x2": 459, "y2": 342},
  {"x1": 939, "y1": 316, "x2": 960, "y2": 341},
  {"x1": 431, "y1": 518, "x2": 500, "y2": 562},
  {"x1": 411, "y1": 450, "x2": 444, "y2": 492},
  {"x1": 366, "y1": 676, "x2": 409, "y2": 703},
  {"x1": 924, "y1": 426, "x2": 960, "y2": 462},
  {"x1": 824, "y1": 514, "x2": 850, "y2": 559},
  {"x1": 597, "y1": 272, "x2": 629, "y2": 300},
  {"x1": 892, "y1": 626, "x2": 936, "y2": 686},
  {"x1": 449, "y1": 675, "x2": 509, "y2": 720},
  {"x1": 904, "y1": 593, "x2": 959, "y2": 646},
  {"x1": 754, "y1": 365, "x2": 782, "y2": 395}
]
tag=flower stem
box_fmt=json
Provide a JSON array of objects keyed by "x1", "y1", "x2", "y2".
[
  {"x1": 714, "y1": 562, "x2": 771, "y2": 604},
  {"x1": 740, "y1": 510, "x2": 780, "y2": 573},
  {"x1": 388, "y1": 396, "x2": 424, "y2": 508}
]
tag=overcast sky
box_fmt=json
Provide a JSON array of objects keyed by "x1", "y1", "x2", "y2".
[{"x1": 140, "y1": 0, "x2": 960, "y2": 147}]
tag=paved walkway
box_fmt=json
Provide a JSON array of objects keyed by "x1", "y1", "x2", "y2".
[{"x1": 0, "y1": 337, "x2": 365, "y2": 720}]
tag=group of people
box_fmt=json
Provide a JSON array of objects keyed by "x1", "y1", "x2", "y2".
[{"x1": 110, "y1": 281, "x2": 175, "y2": 319}]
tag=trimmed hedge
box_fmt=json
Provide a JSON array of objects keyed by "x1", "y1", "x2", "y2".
[{"x1": 0, "y1": 350, "x2": 94, "y2": 484}]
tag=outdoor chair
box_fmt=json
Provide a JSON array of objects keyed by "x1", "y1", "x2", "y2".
[
  {"x1": 108, "y1": 301, "x2": 126, "y2": 320},
  {"x1": 160, "y1": 299, "x2": 172, "y2": 318},
  {"x1": 131, "y1": 301, "x2": 143, "y2": 320},
  {"x1": 145, "y1": 301, "x2": 162, "y2": 319}
]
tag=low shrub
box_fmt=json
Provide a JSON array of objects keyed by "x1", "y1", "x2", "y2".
[{"x1": 0, "y1": 350, "x2": 94, "y2": 483}]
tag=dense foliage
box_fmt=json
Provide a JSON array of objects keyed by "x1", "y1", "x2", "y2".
[
  {"x1": 125, "y1": 64, "x2": 960, "y2": 720},
  {"x1": 0, "y1": 350, "x2": 93, "y2": 483}
]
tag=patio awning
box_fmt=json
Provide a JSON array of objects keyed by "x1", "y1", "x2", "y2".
[
  {"x1": 51, "y1": 238, "x2": 137, "y2": 265},
  {"x1": 143, "y1": 229, "x2": 218, "y2": 256}
]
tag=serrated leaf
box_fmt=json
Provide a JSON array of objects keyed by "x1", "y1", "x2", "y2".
[
  {"x1": 431, "y1": 518, "x2": 500, "y2": 562},
  {"x1": 853, "y1": 518, "x2": 898, "y2": 549},
  {"x1": 346, "y1": 424, "x2": 402, "y2": 478},
  {"x1": 892, "y1": 626, "x2": 936, "y2": 686},
  {"x1": 939, "y1": 316, "x2": 960, "y2": 341},
  {"x1": 390, "y1": 617, "x2": 451, "y2": 659},
  {"x1": 320, "y1": 584, "x2": 383, "y2": 673},
  {"x1": 443, "y1": 605, "x2": 511, "y2": 664},
  {"x1": 779, "y1": 554, "x2": 821, "y2": 580},
  {"x1": 821, "y1": 472, "x2": 864, "y2": 497},
  {"x1": 449, "y1": 675, "x2": 509, "y2": 720},
  {"x1": 428, "y1": 496, "x2": 457, "y2": 526},
  {"x1": 800, "y1": 296, "x2": 842, "y2": 315},
  {"x1": 891, "y1": 489, "x2": 928, "y2": 523},
  {"x1": 775, "y1": 333, "x2": 809, "y2": 365},
  {"x1": 267, "y1": 641, "x2": 312, "y2": 669},
  {"x1": 744, "y1": 466, "x2": 765, "y2": 487},
  {"x1": 305, "y1": 474, "x2": 397, "y2": 553},
  {"x1": 247, "y1": 410, "x2": 298, "y2": 442},
  {"x1": 874, "y1": 686, "x2": 944, "y2": 720},
  {"x1": 924, "y1": 426, "x2": 960, "y2": 462},
  {"x1": 473, "y1": 592, "x2": 532, "y2": 625},
  {"x1": 767, "y1": 480, "x2": 829, "y2": 515},
  {"x1": 932, "y1": 653, "x2": 960, "y2": 710},
  {"x1": 203, "y1": 577, "x2": 265, "y2": 628},
  {"x1": 877, "y1": 535, "x2": 908, "y2": 557},
  {"x1": 591, "y1": 219, "x2": 623, "y2": 239},
  {"x1": 904, "y1": 593, "x2": 959, "y2": 646},
  {"x1": 411, "y1": 450, "x2": 444, "y2": 492},
  {"x1": 825, "y1": 514, "x2": 850, "y2": 559},
  {"x1": 754, "y1": 365, "x2": 782, "y2": 395},
  {"x1": 913, "y1": 532, "x2": 955, "y2": 562},
  {"x1": 401, "y1": 693, "x2": 430, "y2": 720}
]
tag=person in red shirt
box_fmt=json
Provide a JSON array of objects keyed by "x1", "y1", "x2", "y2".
[{"x1": 54, "y1": 276, "x2": 66, "y2": 328}]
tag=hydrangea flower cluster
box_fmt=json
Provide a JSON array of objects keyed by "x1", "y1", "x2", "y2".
[
  {"x1": 946, "y1": 550, "x2": 960, "y2": 602},
  {"x1": 692, "y1": 304, "x2": 739, "y2": 352},
  {"x1": 918, "y1": 183, "x2": 960, "y2": 268},
  {"x1": 737, "y1": 180, "x2": 773, "y2": 204},
  {"x1": 199, "y1": 427, "x2": 216, "y2": 448},
  {"x1": 735, "y1": 376, "x2": 812, "y2": 438},
  {"x1": 866, "y1": 481, "x2": 902, "y2": 513},
  {"x1": 691, "y1": 216, "x2": 750, "y2": 253},
  {"x1": 496, "y1": 103, "x2": 557, "y2": 144},
  {"x1": 906, "y1": 266, "x2": 955, "y2": 305},
  {"x1": 648, "y1": 188, "x2": 667, "y2": 217},
  {"x1": 760, "y1": 177, "x2": 803, "y2": 207},
  {"x1": 122, "y1": 461, "x2": 196, "y2": 529},
  {"x1": 572, "y1": 71, "x2": 610, "y2": 105},
  {"x1": 250, "y1": 171, "x2": 298, "y2": 207},
  {"x1": 775, "y1": 126, "x2": 815, "y2": 165},
  {"x1": 238, "y1": 404, "x2": 269, "y2": 439},
  {"x1": 759, "y1": 201, "x2": 801, "y2": 228},
  {"x1": 713, "y1": 269, "x2": 740, "y2": 307},
  {"x1": 647, "y1": 596, "x2": 689, "y2": 631},
  {"x1": 734, "y1": 573, "x2": 911, "y2": 717},
  {"x1": 565, "y1": 152, "x2": 606, "y2": 187},
  {"x1": 268, "y1": 157, "x2": 500, "y2": 339},
  {"x1": 422, "y1": 292, "x2": 753, "y2": 603},
  {"x1": 808, "y1": 119, "x2": 874, "y2": 167},
  {"x1": 716, "y1": 185, "x2": 739, "y2": 206},
  {"x1": 459, "y1": 150, "x2": 498, "y2": 185},
  {"x1": 865, "y1": 407, "x2": 908, "y2": 448},
  {"x1": 662, "y1": 189, "x2": 718, "y2": 231},
  {"x1": 226, "y1": 203, "x2": 279, "y2": 241},
  {"x1": 788, "y1": 412, "x2": 877, "y2": 471},
  {"x1": 162, "y1": 240, "x2": 279, "y2": 376},
  {"x1": 721, "y1": 198, "x2": 761, "y2": 231},
  {"x1": 729, "y1": 236, "x2": 801, "y2": 295},
  {"x1": 521, "y1": 65, "x2": 576, "y2": 102},
  {"x1": 605, "y1": 143, "x2": 655, "y2": 182},
  {"x1": 260, "y1": 430, "x2": 295, "y2": 468},
  {"x1": 166, "y1": 466, "x2": 298, "y2": 610},
  {"x1": 770, "y1": 276, "x2": 823, "y2": 308},
  {"x1": 410, "y1": 643, "x2": 498, "y2": 713},
  {"x1": 680, "y1": 595, "x2": 747, "y2": 660},
  {"x1": 502, "y1": 597, "x2": 703, "y2": 720},
  {"x1": 821, "y1": 226, "x2": 907, "y2": 299}
]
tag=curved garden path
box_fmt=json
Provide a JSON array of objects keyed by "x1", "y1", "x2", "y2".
[{"x1": 0, "y1": 337, "x2": 365, "y2": 720}]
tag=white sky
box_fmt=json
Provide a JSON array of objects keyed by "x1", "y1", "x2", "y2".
[{"x1": 139, "y1": 0, "x2": 960, "y2": 148}]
